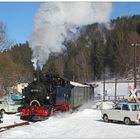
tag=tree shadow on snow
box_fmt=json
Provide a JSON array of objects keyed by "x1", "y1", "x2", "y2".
[
  {"x1": 96, "y1": 119, "x2": 140, "y2": 126},
  {"x1": 16, "y1": 113, "x2": 21, "y2": 116}
]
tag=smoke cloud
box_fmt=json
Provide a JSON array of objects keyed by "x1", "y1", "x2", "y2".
[{"x1": 29, "y1": 2, "x2": 112, "y2": 69}]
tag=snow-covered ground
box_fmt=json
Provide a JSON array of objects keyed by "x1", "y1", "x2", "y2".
[
  {"x1": 1, "y1": 101, "x2": 140, "y2": 138},
  {"x1": 1, "y1": 82, "x2": 140, "y2": 138},
  {"x1": 1, "y1": 113, "x2": 25, "y2": 127}
]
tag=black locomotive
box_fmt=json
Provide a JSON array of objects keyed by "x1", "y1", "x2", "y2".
[{"x1": 20, "y1": 69, "x2": 72, "y2": 121}]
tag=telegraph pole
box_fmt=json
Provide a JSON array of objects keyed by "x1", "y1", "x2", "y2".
[
  {"x1": 103, "y1": 76, "x2": 106, "y2": 101},
  {"x1": 133, "y1": 44, "x2": 137, "y2": 89},
  {"x1": 114, "y1": 78, "x2": 117, "y2": 103},
  {"x1": 131, "y1": 43, "x2": 140, "y2": 89}
]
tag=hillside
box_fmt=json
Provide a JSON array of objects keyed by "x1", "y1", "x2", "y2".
[{"x1": 0, "y1": 15, "x2": 140, "y2": 95}]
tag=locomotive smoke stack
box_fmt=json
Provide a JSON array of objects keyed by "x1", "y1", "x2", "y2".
[
  {"x1": 36, "y1": 59, "x2": 41, "y2": 81},
  {"x1": 33, "y1": 59, "x2": 42, "y2": 82},
  {"x1": 36, "y1": 59, "x2": 41, "y2": 71}
]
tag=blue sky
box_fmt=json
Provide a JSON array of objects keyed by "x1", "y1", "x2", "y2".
[
  {"x1": 0, "y1": 2, "x2": 41, "y2": 43},
  {"x1": 0, "y1": 2, "x2": 140, "y2": 44},
  {"x1": 112, "y1": 2, "x2": 140, "y2": 19}
]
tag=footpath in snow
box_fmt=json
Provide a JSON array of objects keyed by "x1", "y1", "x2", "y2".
[{"x1": 1, "y1": 101, "x2": 140, "y2": 138}]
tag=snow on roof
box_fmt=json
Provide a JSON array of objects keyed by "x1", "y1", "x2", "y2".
[{"x1": 70, "y1": 81, "x2": 90, "y2": 87}]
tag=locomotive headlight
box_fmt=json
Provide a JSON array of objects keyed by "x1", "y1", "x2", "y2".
[
  {"x1": 46, "y1": 96, "x2": 50, "y2": 100},
  {"x1": 23, "y1": 96, "x2": 25, "y2": 98},
  {"x1": 33, "y1": 78, "x2": 37, "y2": 81}
]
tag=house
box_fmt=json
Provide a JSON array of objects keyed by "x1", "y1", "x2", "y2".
[{"x1": 10, "y1": 83, "x2": 28, "y2": 94}]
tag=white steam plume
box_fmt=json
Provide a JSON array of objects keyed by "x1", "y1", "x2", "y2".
[{"x1": 29, "y1": 2, "x2": 112, "y2": 69}]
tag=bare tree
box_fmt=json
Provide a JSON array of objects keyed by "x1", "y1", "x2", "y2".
[
  {"x1": 0, "y1": 22, "x2": 14, "y2": 51},
  {"x1": 0, "y1": 22, "x2": 15, "y2": 96}
]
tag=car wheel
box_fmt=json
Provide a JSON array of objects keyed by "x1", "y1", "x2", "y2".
[
  {"x1": 1, "y1": 109, "x2": 5, "y2": 114},
  {"x1": 103, "y1": 114, "x2": 109, "y2": 122},
  {"x1": 124, "y1": 117, "x2": 131, "y2": 125}
]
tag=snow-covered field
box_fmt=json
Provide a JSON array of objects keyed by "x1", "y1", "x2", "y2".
[
  {"x1": 94, "y1": 81, "x2": 134, "y2": 99},
  {"x1": 1, "y1": 82, "x2": 140, "y2": 138}
]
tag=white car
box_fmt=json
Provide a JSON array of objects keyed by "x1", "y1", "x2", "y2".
[
  {"x1": 101, "y1": 102, "x2": 140, "y2": 125},
  {"x1": 0, "y1": 110, "x2": 3, "y2": 123},
  {"x1": 0, "y1": 101, "x2": 21, "y2": 114}
]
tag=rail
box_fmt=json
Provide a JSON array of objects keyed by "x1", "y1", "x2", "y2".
[{"x1": 0, "y1": 121, "x2": 29, "y2": 132}]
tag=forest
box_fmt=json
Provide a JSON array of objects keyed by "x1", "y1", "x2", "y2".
[{"x1": 0, "y1": 15, "x2": 140, "y2": 95}]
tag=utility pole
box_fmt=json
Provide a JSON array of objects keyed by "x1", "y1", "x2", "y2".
[
  {"x1": 114, "y1": 78, "x2": 117, "y2": 103},
  {"x1": 133, "y1": 44, "x2": 137, "y2": 89},
  {"x1": 103, "y1": 76, "x2": 105, "y2": 101},
  {"x1": 131, "y1": 43, "x2": 140, "y2": 91}
]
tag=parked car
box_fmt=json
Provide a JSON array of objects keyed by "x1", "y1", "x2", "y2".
[
  {"x1": 0, "y1": 101, "x2": 21, "y2": 114},
  {"x1": 101, "y1": 102, "x2": 140, "y2": 125},
  {"x1": 0, "y1": 109, "x2": 3, "y2": 123}
]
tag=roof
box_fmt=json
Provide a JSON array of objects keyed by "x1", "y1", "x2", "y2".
[{"x1": 70, "y1": 81, "x2": 90, "y2": 87}]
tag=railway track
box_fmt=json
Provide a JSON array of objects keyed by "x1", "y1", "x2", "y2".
[
  {"x1": 0, "y1": 109, "x2": 74, "y2": 133},
  {"x1": 0, "y1": 121, "x2": 30, "y2": 132}
]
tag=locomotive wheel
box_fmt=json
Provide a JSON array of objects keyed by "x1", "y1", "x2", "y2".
[
  {"x1": 61, "y1": 108, "x2": 66, "y2": 112},
  {"x1": 20, "y1": 116, "x2": 28, "y2": 121},
  {"x1": 1, "y1": 109, "x2": 5, "y2": 115}
]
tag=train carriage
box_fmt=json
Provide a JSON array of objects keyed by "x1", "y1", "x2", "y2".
[{"x1": 70, "y1": 81, "x2": 93, "y2": 109}]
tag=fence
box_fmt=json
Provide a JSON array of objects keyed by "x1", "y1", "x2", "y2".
[{"x1": 107, "y1": 95, "x2": 126, "y2": 102}]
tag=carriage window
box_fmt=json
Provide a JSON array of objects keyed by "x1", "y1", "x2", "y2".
[{"x1": 122, "y1": 104, "x2": 129, "y2": 111}]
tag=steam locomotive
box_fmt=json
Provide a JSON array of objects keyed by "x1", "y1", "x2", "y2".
[{"x1": 20, "y1": 69, "x2": 72, "y2": 121}]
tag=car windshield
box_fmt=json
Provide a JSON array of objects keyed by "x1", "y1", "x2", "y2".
[{"x1": 131, "y1": 105, "x2": 140, "y2": 111}]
